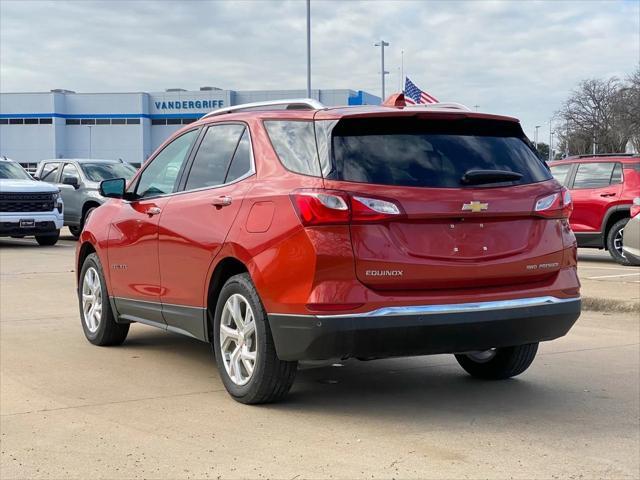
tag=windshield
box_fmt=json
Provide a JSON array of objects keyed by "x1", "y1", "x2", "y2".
[
  {"x1": 327, "y1": 117, "x2": 551, "y2": 188},
  {"x1": 0, "y1": 162, "x2": 31, "y2": 180},
  {"x1": 80, "y1": 163, "x2": 137, "y2": 182}
]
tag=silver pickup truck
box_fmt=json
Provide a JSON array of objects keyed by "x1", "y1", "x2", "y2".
[
  {"x1": 0, "y1": 157, "x2": 64, "y2": 245},
  {"x1": 34, "y1": 159, "x2": 137, "y2": 238}
]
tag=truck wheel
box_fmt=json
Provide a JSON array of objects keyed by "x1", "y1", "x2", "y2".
[
  {"x1": 455, "y1": 343, "x2": 538, "y2": 380},
  {"x1": 213, "y1": 273, "x2": 297, "y2": 404},
  {"x1": 68, "y1": 226, "x2": 82, "y2": 238},
  {"x1": 35, "y1": 230, "x2": 60, "y2": 246},
  {"x1": 606, "y1": 218, "x2": 633, "y2": 266},
  {"x1": 79, "y1": 253, "x2": 129, "y2": 346}
]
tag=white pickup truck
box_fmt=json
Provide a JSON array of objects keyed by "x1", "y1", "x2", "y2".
[{"x1": 0, "y1": 157, "x2": 64, "y2": 245}]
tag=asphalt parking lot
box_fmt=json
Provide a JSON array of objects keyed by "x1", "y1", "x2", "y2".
[{"x1": 1, "y1": 231, "x2": 639, "y2": 479}]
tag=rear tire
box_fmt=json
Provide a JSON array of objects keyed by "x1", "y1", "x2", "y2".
[
  {"x1": 455, "y1": 343, "x2": 538, "y2": 380},
  {"x1": 35, "y1": 230, "x2": 60, "y2": 246},
  {"x1": 78, "y1": 253, "x2": 129, "y2": 346},
  {"x1": 213, "y1": 273, "x2": 297, "y2": 404},
  {"x1": 606, "y1": 218, "x2": 635, "y2": 266},
  {"x1": 68, "y1": 225, "x2": 82, "y2": 238}
]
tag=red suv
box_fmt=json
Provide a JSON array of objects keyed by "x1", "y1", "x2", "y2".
[
  {"x1": 548, "y1": 154, "x2": 640, "y2": 265},
  {"x1": 76, "y1": 98, "x2": 581, "y2": 404}
]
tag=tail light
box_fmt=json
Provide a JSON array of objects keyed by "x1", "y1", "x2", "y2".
[
  {"x1": 534, "y1": 187, "x2": 573, "y2": 219},
  {"x1": 631, "y1": 198, "x2": 640, "y2": 218},
  {"x1": 290, "y1": 189, "x2": 404, "y2": 226}
]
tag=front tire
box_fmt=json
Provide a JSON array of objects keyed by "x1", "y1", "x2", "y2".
[
  {"x1": 607, "y1": 218, "x2": 635, "y2": 266},
  {"x1": 78, "y1": 253, "x2": 129, "y2": 346},
  {"x1": 455, "y1": 343, "x2": 538, "y2": 380},
  {"x1": 213, "y1": 273, "x2": 297, "y2": 404},
  {"x1": 68, "y1": 225, "x2": 82, "y2": 238},
  {"x1": 35, "y1": 230, "x2": 60, "y2": 246}
]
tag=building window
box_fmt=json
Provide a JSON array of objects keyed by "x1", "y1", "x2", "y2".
[
  {"x1": 81, "y1": 119, "x2": 95, "y2": 125},
  {"x1": 39, "y1": 118, "x2": 53, "y2": 124},
  {"x1": 126, "y1": 118, "x2": 140, "y2": 125},
  {"x1": 152, "y1": 119, "x2": 166, "y2": 125},
  {"x1": 96, "y1": 118, "x2": 110, "y2": 125},
  {"x1": 66, "y1": 119, "x2": 80, "y2": 125},
  {"x1": 9, "y1": 119, "x2": 23, "y2": 125},
  {"x1": 111, "y1": 118, "x2": 126, "y2": 125},
  {"x1": 167, "y1": 118, "x2": 181, "y2": 125},
  {"x1": 183, "y1": 118, "x2": 196, "y2": 124},
  {"x1": 24, "y1": 118, "x2": 38, "y2": 125},
  {"x1": 0, "y1": 119, "x2": 8, "y2": 124}
]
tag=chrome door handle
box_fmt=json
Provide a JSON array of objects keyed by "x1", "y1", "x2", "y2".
[
  {"x1": 211, "y1": 196, "x2": 232, "y2": 208},
  {"x1": 146, "y1": 206, "x2": 161, "y2": 216}
]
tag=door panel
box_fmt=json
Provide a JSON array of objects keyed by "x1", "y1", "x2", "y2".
[{"x1": 569, "y1": 163, "x2": 622, "y2": 232}]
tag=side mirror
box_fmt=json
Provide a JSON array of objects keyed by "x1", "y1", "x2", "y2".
[
  {"x1": 100, "y1": 178, "x2": 126, "y2": 198},
  {"x1": 63, "y1": 176, "x2": 80, "y2": 188}
]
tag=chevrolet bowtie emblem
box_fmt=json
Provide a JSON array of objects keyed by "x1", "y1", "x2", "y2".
[{"x1": 462, "y1": 201, "x2": 488, "y2": 212}]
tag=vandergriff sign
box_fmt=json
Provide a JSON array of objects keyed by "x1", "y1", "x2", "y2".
[{"x1": 149, "y1": 91, "x2": 232, "y2": 115}]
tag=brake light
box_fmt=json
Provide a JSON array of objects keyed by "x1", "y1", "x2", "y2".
[
  {"x1": 631, "y1": 198, "x2": 640, "y2": 218},
  {"x1": 290, "y1": 190, "x2": 403, "y2": 226},
  {"x1": 534, "y1": 187, "x2": 573, "y2": 219}
]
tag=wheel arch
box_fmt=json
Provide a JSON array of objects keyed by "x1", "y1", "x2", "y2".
[
  {"x1": 77, "y1": 241, "x2": 97, "y2": 283},
  {"x1": 82, "y1": 200, "x2": 101, "y2": 223},
  {"x1": 602, "y1": 205, "x2": 630, "y2": 250}
]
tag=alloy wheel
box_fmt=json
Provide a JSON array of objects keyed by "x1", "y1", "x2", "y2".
[
  {"x1": 466, "y1": 348, "x2": 497, "y2": 363},
  {"x1": 614, "y1": 227, "x2": 625, "y2": 258},
  {"x1": 82, "y1": 267, "x2": 102, "y2": 333},
  {"x1": 219, "y1": 294, "x2": 258, "y2": 386}
]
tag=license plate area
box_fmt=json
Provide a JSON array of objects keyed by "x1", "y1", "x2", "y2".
[{"x1": 19, "y1": 219, "x2": 35, "y2": 228}]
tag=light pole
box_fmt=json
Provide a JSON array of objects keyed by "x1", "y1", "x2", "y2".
[
  {"x1": 534, "y1": 125, "x2": 541, "y2": 149},
  {"x1": 400, "y1": 49, "x2": 404, "y2": 91},
  {"x1": 549, "y1": 132, "x2": 555, "y2": 162},
  {"x1": 374, "y1": 40, "x2": 389, "y2": 100},
  {"x1": 306, "y1": 0, "x2": 311, "y2": 98},
  {"x1": 473, "y1": 105, "x2": 480, "y2": 111},
  {"x1": 87, "y1": 125, "x2": 93, "y2": 159}
]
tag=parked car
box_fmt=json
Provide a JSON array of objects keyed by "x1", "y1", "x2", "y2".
[
  {"x1": 76, "y1": 98, "x2": 581, "y2": 404},
  {"x1": 0, "y1": 157, "x2": 64, "y2": 245},
  {"x1": 622, "y1": 197, "x2": 640, "y2": 264},
  {"x1": 548, "y1": 154, "x2": 640, "y2": 265},
  {"x1": 34, "y1": 159, "x2": 137, "y2": 238}
]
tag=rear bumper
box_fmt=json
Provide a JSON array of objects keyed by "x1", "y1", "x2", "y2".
[{"x1": 268, "y1": 296, "x2": 581, "y2": 361}]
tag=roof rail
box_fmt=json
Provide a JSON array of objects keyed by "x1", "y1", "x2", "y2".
[
  {"x1": 575, "y1": 153, "x2": 637, "y2": 158},
  {"x1": 203, "y1": 98, "x2": 325, "y2": 119},
  {"x1": 403, "y1": 102, "x2": 472, "y2": 112}
]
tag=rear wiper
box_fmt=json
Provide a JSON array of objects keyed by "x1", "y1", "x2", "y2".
[{"x1": 461, "y1": 169, "x2": 523, "y2": 185}]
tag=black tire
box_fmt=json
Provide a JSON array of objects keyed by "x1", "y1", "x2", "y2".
[
  {"x1": 35, "y1": 230, "x2": 60, "y2": 246},
  {"x1": 78, "y1": 253, "x2": 129, "y2": 346},
  {"x1": 68, "y1": 225, "x2": 82, "y2": 238},
  {"x1": 606, "y1": 218, "x2": 634, "y2": 266},
  {"x1": 455, "y1": 343, "x2": 538, "y2": 380},
  {"x1": 212, "y1": 273, "x2": 297, "y2": 404}
]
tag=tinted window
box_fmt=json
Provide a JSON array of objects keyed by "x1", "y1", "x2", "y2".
[
  {"x1": 61, "y1": 163, "x2": 80, "y2": 182},
  {"x1": 80, "y1": 163, "x2": 137, "y2": 182},
  {"x1": 573, "y1": 163, "x2": 616, "y2": 189},
  {"x1": 225, "y1": 130, "x2": 252, "y2": 183},
  {"x1": 40, "y1": 162, "x2": 60, "y2": 182},
  {"x1": 136, "y1": 129, "x2": 198, "y2": 198},
  {"x1": 184, "y1": 124, "x2": 245, "y2": 190},
  {"x1": 0, "y1": 162, "x2": 30, "y2": 180},
  {"x1": 264, "y1": 121, "x2": 320, "y2": 176},
  {"x1": 550, "y1": 164, "x2": 572, "y2": 185},
  {"x1": 328, "y1": 118, "x2": 551, "y2": 188},
  {"x1": 611, "y1": 163, "x2": 623, "y2": 184}
]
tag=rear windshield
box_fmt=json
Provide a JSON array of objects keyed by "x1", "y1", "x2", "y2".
[{"x1": 326, "y1": 117, "x2": 551, "y2": 188}]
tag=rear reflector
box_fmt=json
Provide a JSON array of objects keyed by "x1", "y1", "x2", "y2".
[{"x1": 290, "y1": 189, "x2": 403, "y2": 226}]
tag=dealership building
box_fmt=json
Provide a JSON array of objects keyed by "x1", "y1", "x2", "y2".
[{"x1": 0, "y1": 88, "x2": 380, "y2": 168}]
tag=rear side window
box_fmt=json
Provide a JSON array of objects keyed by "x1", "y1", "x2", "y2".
[
  {"x1": 573, "y1": 162, "x2": 617, "y2": 189},
  {"x1": 550, "y1": 164, "x2": 572, "y2": 185},
  {"x1": 327, "y1": 118, "x2": 551, "y2": 188},
  {"x1": 225, "y1": 130, "x2": 252, "y2": 183},
  {"x1": 184, "y1": 124, "x2": 245, "y2": 190},
  {"x1": 264, "y1": 121, "x2": 321, "y2": 176}
]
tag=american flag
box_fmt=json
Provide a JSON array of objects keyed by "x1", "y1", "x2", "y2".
[{"x1": 404, "y1": 77, "x2": 439, "y2": 104}]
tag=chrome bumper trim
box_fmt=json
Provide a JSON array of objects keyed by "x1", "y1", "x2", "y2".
[{"x1": 271, "y1": 296, "x2": 581, "y2": 319}]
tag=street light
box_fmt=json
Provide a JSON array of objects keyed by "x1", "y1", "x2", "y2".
[
  {"x1": 87, "y1": 125, "x2": 93, "y2": 159},
  {"x1": 534, "y1": 125, "x2": 541, "y2": 148},
  {"x1": 306, "y1": 0, "x2": 311, "y2": 98},
  {"x1": 374, "y1": 40, "x2": 389, "y2": 100}
]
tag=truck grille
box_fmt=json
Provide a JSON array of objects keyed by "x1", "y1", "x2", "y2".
[{"x1": 0, "y1": 192, "x2": 56, "y2": 212}]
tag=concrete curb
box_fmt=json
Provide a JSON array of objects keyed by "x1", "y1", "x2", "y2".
[{"x1": 582, "y1": 296, "x2": 640, "y2": 314}]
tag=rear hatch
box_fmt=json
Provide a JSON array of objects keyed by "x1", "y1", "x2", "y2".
[{"x1": 321, "y1": 115, "x2": 566, "y2": 291}]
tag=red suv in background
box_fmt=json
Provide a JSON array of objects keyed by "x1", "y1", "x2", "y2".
[
  {"x1": 76, "y1": 98, "x2": 581, "y2": 404},
  {"x1": 548, "y1": 154, "x2": 640, "y2": 265}
]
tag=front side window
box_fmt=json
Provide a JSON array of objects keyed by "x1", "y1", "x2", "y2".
[
  {"x1": 550, "y1": 164, "x2": 572, "y2": 186},
  {"x1": 264, "y1": 121, "x2": 321, "y2": 176},
  {"x1": 61, "y1": 163, "x2": 80, "y2": 183},
  {"x1": 81, "y1": 163, "x2": 137, "y2": 182},
  {"x1": 184, "y1": 124, "x2": 245, "y2": 190},
  {"x1": 40, "y1": 162, "x2": 60, "y2": 183},
  {"x1": 573, "y1": 162, "x2": 616, "y2": 189},
  {"x1": 135, "y1": 129, "x2": 198, "y2": 198}
]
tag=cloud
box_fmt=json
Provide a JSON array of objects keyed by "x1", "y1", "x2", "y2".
[{"x1": 0, "y1": 0, "x2": 638, "y2": 142}]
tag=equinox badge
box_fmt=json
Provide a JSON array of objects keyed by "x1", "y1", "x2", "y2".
[{"x1": 462, "y1": 201, "x2": 488, "y2": 213}]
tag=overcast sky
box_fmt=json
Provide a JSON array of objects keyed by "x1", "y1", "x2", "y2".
[{"x1": 1, "y1": 0, "x2": 638, "y2": 141}]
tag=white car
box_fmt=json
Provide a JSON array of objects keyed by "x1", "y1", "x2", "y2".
[{"x1": 0, "y1": 157, "x2": 64, "y2": 245}]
